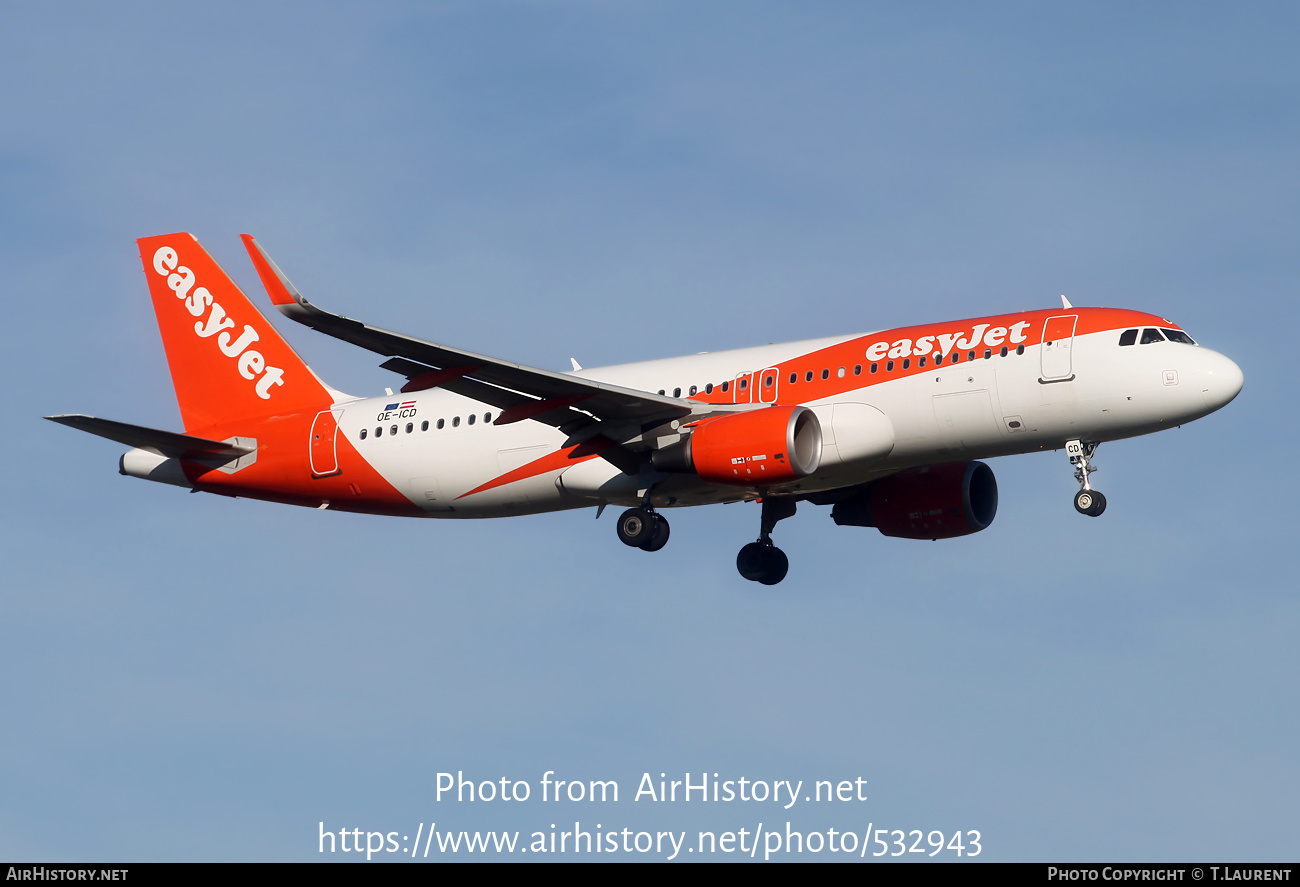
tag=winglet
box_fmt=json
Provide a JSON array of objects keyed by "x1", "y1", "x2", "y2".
[
  {"x1": 1061, "y1": 294, "x2": 1073, "y2": 309},
  {"x1": 240, "y1": 234, "x2": 322, "y2": 325}
]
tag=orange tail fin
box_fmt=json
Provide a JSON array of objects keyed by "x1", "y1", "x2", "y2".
[{"x1": 138, "y1": 233, "x2": 330, "y2": 432}]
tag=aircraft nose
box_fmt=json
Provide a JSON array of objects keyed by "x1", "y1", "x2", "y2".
[{"x1": 1199, "y1": 350, "x2": 1244, "y2": 412}]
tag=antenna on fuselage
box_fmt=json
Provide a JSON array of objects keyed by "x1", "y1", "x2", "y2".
[{"x1": 1060, "y1": 294, "x2": 1073, "y2": 309}]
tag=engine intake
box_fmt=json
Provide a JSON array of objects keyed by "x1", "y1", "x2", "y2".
[{"x1": 652, "y1": 405, "x2": 822, "y2": 486}]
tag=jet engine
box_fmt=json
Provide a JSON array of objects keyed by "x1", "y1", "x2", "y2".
[
  {"x1": 831, "y1": 461, "x2": 998, "y2": 539},
  {"x1": 652, "y1": 405, "x2": 822, "y2": 486}
]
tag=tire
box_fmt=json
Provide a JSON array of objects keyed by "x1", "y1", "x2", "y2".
[
  {"x1": 737, "y1": 542, "x2": 789, "y2": 584},
  {"x1": 640, "y1": 515, "x2": 670, "y2": 551},
  {"x1": 1074, "y1": 490, "x2": 1096, "y2": 515},
  {"x1": 737, "y1": 542, "x2": 768, "y2": 581},
  {"x1": 1086, "y1": 490, "x2": 1107, "y2": 517},
  {"x1": 617, "y1": 507, "x2": 655, "y2": 547},
  {"x1": 758, "y1": 546, "x2": 789, "y2": 585}
]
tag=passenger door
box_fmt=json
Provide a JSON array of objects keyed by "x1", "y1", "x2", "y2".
[
  {"x1": 309, "y1": 409, "x2": 343, "y2": 477},
  {"x1": 1040, "y1": 314, "x2": 1077, "y2": 381}
]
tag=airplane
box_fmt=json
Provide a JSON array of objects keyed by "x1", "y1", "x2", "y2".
[{"x1": 48, "y1": 233, "x2": 1244, "y2": 585}]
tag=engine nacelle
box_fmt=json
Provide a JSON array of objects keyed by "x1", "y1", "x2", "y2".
[
  {"x1": 652, "y1": 405, "x2": 822, "y2": 486},
  {"x1": 831, "y1": 461, "x2": 998, "y2": 539}
]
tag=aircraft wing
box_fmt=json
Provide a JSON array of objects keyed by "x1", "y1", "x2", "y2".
[
  {"x1": 45, "y1": 414, "x2": 253, "y2": 458},
  {"x1": 241, "y1": 235, "x2": 702, "y2": 437}
]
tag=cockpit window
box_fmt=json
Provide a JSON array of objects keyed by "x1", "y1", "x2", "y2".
[
  {"x1": 1161, "y1": 328, "x2": 1196, "y2": 345},
  {"x1": 1140, "y1": 328, "x2": 1165, "y2": 344},
  {"x1": 1118, "y1": 329, "x2": 1138, "y2": 346}
]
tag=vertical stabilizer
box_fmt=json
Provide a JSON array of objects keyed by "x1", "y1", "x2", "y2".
[{"x1": 137, "y1": 233, "x2": 331, "y2": 431}]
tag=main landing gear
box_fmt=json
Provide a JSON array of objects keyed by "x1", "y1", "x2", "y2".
[
  {"x1": 737, "y1": 497, "x2": 796, "y2": 585},
  {"x1": 616, "y1": 506, "x2": 670, "y2": 552},
  {"x1": 1066, "y1": 439, "x2": 1107, "y2": 517}
]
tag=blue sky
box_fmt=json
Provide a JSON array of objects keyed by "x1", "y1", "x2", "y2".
[{"x1": 2, "y1": 2, "x2": 1297, "y2": 861}]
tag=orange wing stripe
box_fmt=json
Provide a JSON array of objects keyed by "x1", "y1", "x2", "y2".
[{"x1": 458, "y1": 438, "x2": 613, "y2": 499}]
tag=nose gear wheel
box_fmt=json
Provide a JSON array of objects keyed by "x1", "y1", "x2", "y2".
[
  {"x1": 1066, "y1": 439, "x2": 1106, "y2": 518},
  {"x1": 1074, "y1": 489, "x2": 1107, "y2": 516}
]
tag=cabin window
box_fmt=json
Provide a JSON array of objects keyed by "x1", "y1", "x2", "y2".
[
  {"x1": 968, "y1": 351, "x2": 976, "y2": 361},
  {"x1": 788, "y1": 373, "x2": 796, "y2": 384},
  {"x1": 1119, "y1": 329, "x2": 1138, "y2": 346},
  {"x1": 900, "y1": 358, "x2": 908, "y2": 369},
  {"x1": 837, "y1": 367, "x2": 845, "y2": 378},
  {"x1": 375, "y1": 426, "x2": 382, "y2": 437},
  {"x1": 918, "y1": 356, "x2": 927, "y2": 368},
  {"x1": 739, "y1": 378, "x2": 748, "y2": 390},
  {"x1": 706, "y1": 383, "x2": 714, "y2": 394},
  {"x1": 690, "y1": 385, "x2": 698, "y2": 395},
  {"x1": 805, "y1": 371, "x2": 813, "y2": 382},
  {"x1": 484, "y1": 413, "x2": 492, "y2": 423},
  {"x1": 982, "y1": 349, "x2": 991, "y2": 360},
  {"x1": 673, "y1": 387, "x2": 681, "y2": 397},
  {"x1": 951, "y1": 352, "x2": 960, "y2": 364},
  {"x1": 406, "y1": 422, "x2": 413, "y2": 433},
  {"x1": 390, "y1": 425, "x2": 398, "y2": 435},
  {"x1": 468, "y1": 414, "x2": 475, "y2": 425},
  {"x1": 1141, "y1": 328, "x2": 1165, "y2": 344},
  {"x1": 886, "y1": 360, "x2": 894, "y2": 372},
  {"x1": 853, "y1": 365, "x2": 861, "y2": 375},
  {"x1": 421, "y1": 421, "x2": 429, "y2": 431},
  {"x1": 1000, "y1": 346, "x2": 1008, "y2": 357},
  {"x1": 658, "y1": 389, "x2": 665, "y2": 395},
  {"x1": 869, "y1": 363, "x2": 878, "y2": 373},
  {"x1": 1162, "y1": 328, "x2": 1196, "y2": 345},
  {"x1": 722, "y1": 381, "x2": 730, "y2": 392},
  {"x1": 1016, "y1": 344, "x2": 1024, "y2": 355},
  {"x1": 453, "y1": 416, "x2": 460, "y2": 427},
  {"x1": 437, "y1": 418, "x2": 445, "y2": 429},
  {"x1": 820, "y1": 369, "x2": 828, "y2": 380},
  {"x1": 359, "y1": 429, "x2": 367, "y2": 440}
]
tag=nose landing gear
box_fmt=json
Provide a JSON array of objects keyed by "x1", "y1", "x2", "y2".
[
  {"x1": 737, "y1": 497, "x2": 796, "y2": 585},
  {"x1": 1067, "y1": 439, "x2": 1107, "y2": 517}
]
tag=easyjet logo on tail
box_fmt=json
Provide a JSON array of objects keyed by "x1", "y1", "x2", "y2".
[{"x1": 152, "y1": 246, "x2": 285, "y2": 399}]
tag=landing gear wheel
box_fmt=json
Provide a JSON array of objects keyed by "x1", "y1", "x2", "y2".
[
  {"x1": 736, "y1": 542, "x2": 789, "y2": 585},
  {"x1": 616, "y1": 507, "x2": 655, "y2": 548},
  {"x1": 1073, "y1": 489, "x2": 1095, "y2": 514},
  {"x1": 1074, "y1": 489, "x2": 1107, "y2": 517},
  {"x1": 640, "y1": 515, "x2": 670, "y2": 551},
  {"x1": 758, "y1": 546, "x2": 789, "y2": 585},
  {"x1": 1067, "y1": 440, "x2": 1107, "y2": 517},
  {"x1": 737, "y1": 542, "x2": 767, "y2": 581}
]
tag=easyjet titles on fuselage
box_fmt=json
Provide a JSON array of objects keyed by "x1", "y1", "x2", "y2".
[{"x1": 863, "y1": 321, "x2": 1034, "y2": 362}]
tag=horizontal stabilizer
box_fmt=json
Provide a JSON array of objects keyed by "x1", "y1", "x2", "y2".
[{"x1": 45, "y1": 414, "x2": 253, "y2": 458}]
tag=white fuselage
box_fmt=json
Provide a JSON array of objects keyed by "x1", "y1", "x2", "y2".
[{"x1": 333, "y1": 320, "x2": 1242, "y2": 517}]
